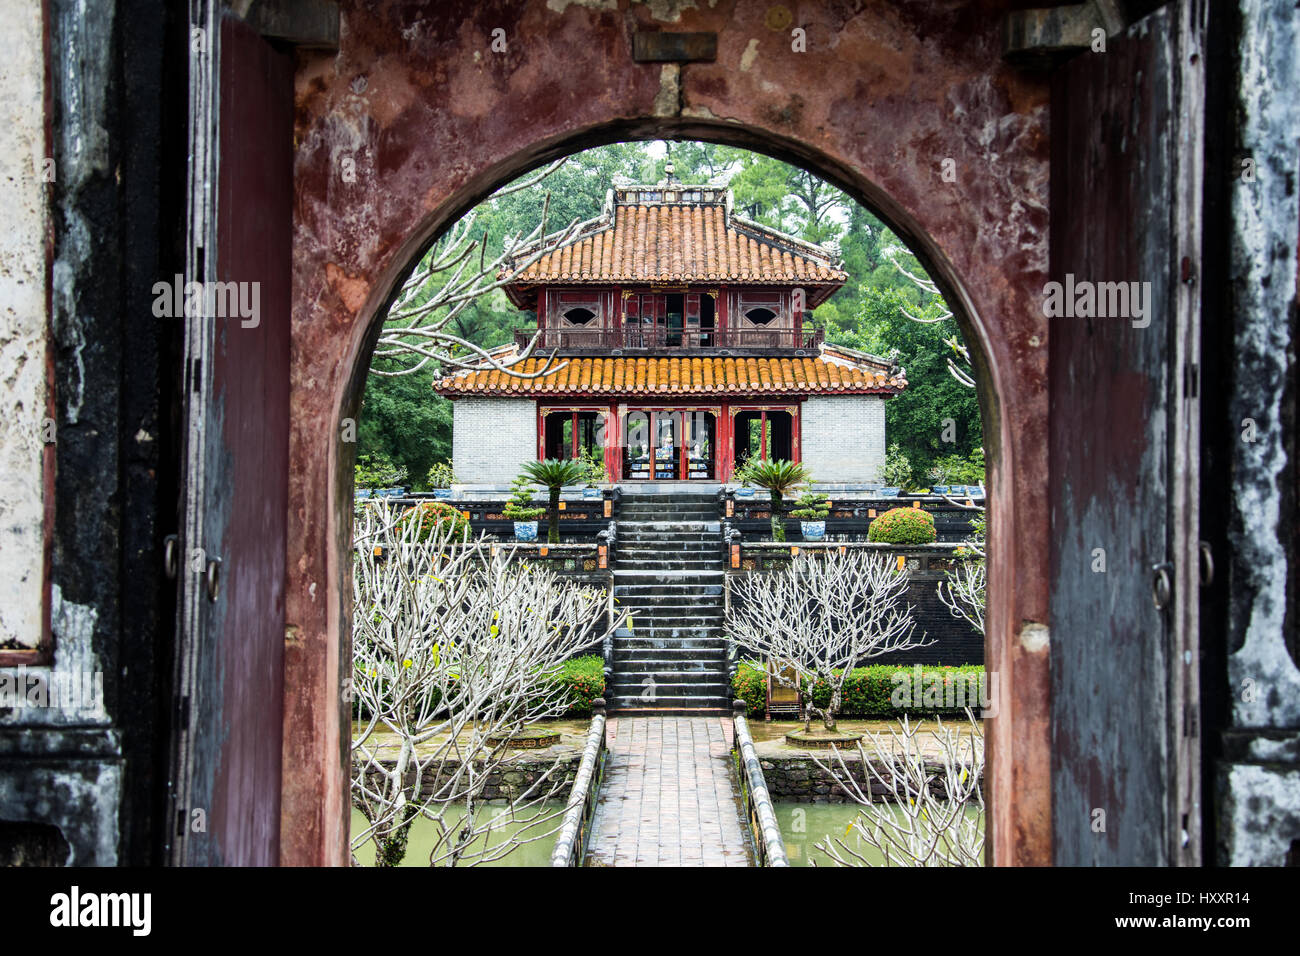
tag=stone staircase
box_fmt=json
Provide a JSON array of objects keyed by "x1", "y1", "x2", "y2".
[{"x1": 607, "y1": 491, "x2": 731, "y2": 715}]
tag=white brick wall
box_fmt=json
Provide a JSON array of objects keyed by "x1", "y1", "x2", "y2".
[
  {"x1": 800, "y1": 396, "x2": 887, "y2": 482},
  {"x1": 452, "y1": 398, "x2": 536, "y2": 483}
]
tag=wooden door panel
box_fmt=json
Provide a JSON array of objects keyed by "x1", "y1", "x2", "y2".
[
  {"x1": 1048, "y1": 0, "x2": 1204, "y2": 866},
  {"x1": 168, "y1": 13, "x2": 292, "y2": 866}
]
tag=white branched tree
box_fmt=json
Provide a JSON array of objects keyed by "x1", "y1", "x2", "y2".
[
  {"x1": 810, "y1": 711, "x2": 985, "y2": 867},
  {"x1": 371, "y1": 157, "x2": 581, "y2": 380},
  {"x1": 884, "y1": 239, "x2": 988, "y2": 632},
  {"x1": 938, "y1": 552, "x2": 986, "y2": 636},
  {"x1": 726, "y1": 550, "x2": 928, "y2": 733},
  {"x1": 937, "y1": 501, "x2": 986, "y2": 636},
  {"x1": 883, "y1": 243, "x2": 975, "y2": 388},
  {"x1": 349, "y1": 502, "x2": 625, "y2": 866}
]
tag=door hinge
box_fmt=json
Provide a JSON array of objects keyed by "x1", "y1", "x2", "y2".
[
  {"x1": 176, "y1": 694, "x2": 190, "y2": 730},
  {"x1": 1183, "y1": 362, "x2": 1199, "y2": 399}
]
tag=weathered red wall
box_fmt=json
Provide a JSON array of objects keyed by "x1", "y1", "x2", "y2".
[{"x1": 286, "y1": 0, "x2": 1050, "y2": 865}]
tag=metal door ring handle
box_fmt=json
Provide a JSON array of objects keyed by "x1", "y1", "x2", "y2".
[
  {"x1": 163, "y1": 534, "x2": 179, "y2": 580},
  {"x1": 1199, "y1": 541, "x2": 1214, "y2": 587},
  {"x1": 205, "y1": 557, "x2": 222, "y2": 602},
  {"x1": 1152, "y1": 563, "x2": 1173, "y2": 610}
]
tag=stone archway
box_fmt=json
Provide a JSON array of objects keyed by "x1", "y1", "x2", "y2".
[{"x1": 285, "y1": 0, "x2": 1050, "y2": 867}]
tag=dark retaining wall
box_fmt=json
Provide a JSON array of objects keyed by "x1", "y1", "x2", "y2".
[
  {"x1": 355, "y1": 751, "x2": 584, "y2": 802},
  {"x1": 760, "y1": 753, "x2": 983, "y2": 804}
]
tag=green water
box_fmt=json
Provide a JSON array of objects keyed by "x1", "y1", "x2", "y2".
[
  {"x1": 350, "y1": 803, "x2": 562, "y2": 867},
  {"x1": 773, "y1": 801, "x2": 985, "y2": 867}
]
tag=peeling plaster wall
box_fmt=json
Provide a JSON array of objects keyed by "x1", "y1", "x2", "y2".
[
  {"x1": 1217, "y1": 0, "x2": 1300, "y2": 867},
  {"x1": 0, "y1": 0, "x2": 49, "y2": 652},
  {"x1": 287, "y1": 0, "x2": 1053, "y2": 866},
  {"x1": 0, "y1": 0, "x2": 177, "y2": 867}
]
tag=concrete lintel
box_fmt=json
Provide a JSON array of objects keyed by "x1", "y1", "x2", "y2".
[
  {"x1": 633, "y1": 31, "x2": 717, "y2": 63},
  {"x1": 244, "y1": 0, "x2": 338, "y2": 50},
  {"x1": 1002, "y1": 1, "x2": 1127, "y2": 65}
]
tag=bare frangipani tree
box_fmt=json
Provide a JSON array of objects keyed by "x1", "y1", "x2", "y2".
[
  {"x1": 371, "y1": 157, "x2": 581, "y2": 380},
  {"x1": 938, "y1": 551, "x2": 986, "y2": 636},
  {"x1": 937, "y1": 496, "x2": 986, "y2": 635},
  {"x1": 726, "y1": 550, "x2": 929, "y2": 733},
  {"x1": 349, "y1": 502, "x2": 625, "y2": 866},
  {"x1": 883, "y1": 243, "x2": 975, "y2": 388},
  {"x1": 811, "y1": 711, "x2": 985, "y2": 867}
]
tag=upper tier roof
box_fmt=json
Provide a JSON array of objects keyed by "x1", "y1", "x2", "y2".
[{"x1": 502, "y1": 184, "x2": 847, "y2": 308}]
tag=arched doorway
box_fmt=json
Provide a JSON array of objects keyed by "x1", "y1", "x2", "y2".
[{"x1": 279, "y1": 1, "x2": 1051, "y2": 867}]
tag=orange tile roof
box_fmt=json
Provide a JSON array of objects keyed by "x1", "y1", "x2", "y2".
[
  {"x1": 505, "y1": 200, "x2": 846, "y2": 290},
  {"x1": 435, "y1": 353, "x2": 906, "y2": 398}
]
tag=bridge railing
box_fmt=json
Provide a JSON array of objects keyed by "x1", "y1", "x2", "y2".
[
  {"x1": 731, "y1": 699, "x2": 790, "y2": 867},
  {"x1": 550, "y1": 699, "x2": 608, "y2": 867}
]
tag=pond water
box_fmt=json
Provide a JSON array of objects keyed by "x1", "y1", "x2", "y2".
[
  {"x1": 774, "y1": 801, "x2": 985, "y2": 867},
  {"x1": 350, "y1": 803, "x2": 562, "y2": 867},
  {"x1": 350, "y1": 800, "x2": 982, "y2": 867}
]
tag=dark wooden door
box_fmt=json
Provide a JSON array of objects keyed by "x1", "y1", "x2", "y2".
[
  {"x1": 166, "y1": 10, "x2": 293, "y2": 866},
  {"x1": 1048, "y1": 0, "x2": 1205, "y2": 866}
]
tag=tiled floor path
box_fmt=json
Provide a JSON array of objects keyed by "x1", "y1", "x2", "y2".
[{"x1": 585, "y1": 716, "x2": 754, "y2": 867}]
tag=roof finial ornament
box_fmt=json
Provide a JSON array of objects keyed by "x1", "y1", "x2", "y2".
[{"x1": 664, "y1": 146, "x2": 677, "y2": 184}]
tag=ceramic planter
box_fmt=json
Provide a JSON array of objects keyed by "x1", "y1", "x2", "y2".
[
  {"x1": 800, "y1": 520, "x2": 826, "y2": 540},
  {"x1": 513, "y1": 521, "x2": 539, "y2": 542}
]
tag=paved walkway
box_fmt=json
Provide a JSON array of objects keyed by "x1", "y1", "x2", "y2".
[{"x1": 586, "y1": 716, "x2": 754, "y2": 867}]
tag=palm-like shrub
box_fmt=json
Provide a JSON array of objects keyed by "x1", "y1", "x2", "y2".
[
  {"x1": 520, "y1": 458, "x2": 588, "y2": 543},
  {"x1": 736, "y1": 458, "x2": 811, "y2": 542}
]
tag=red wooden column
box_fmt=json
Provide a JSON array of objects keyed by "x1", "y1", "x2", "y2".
[
  {"x1": 719, "y1": 402, "x2": 732, "y2": 480},
  {"x1": 679, "y1": 410, "x2": 688, "y2": 480},
  {"x1": 791, "y1": 403, "x2": 801, "y2": 463},
  {"x1": 571, "y1": 411, "x2": 579, "y2": 460},
  {"x1": 605, "y1": 404, "x2": 619, "y2": 481},
  {"x1": 536, "y1": 406, "x2": 546, "y2": 460}
]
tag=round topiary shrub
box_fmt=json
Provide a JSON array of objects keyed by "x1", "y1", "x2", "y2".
[
  {"x1": 867, "y1": 506, "x2": 937, "y2": 544},
  {"x1": 398, "y1": 501, "x2": 471, "y2": 543}
]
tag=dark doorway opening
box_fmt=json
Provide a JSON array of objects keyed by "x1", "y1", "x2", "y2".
[
  {"x1": 543, "y1": 411, "x2": 602, "y2": 461},
  {"x1": 734, "y1": 410, "x2": 793, "y2": 464}
]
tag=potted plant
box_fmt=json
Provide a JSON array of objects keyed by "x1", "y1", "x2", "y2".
[
  {"x1": 503, "y1": 476, "x2": 545, "y2": 541},
  {"x1": 520, "y1": 458, "x2": 589, "y2": 543},
  {"x1": 581, "y1": 446, "x2": 608, "y2": 497},
  {"x1": 878, "y1": 442, "x2": 913, "y2": 497},
  {"x1": 791, "y1": 492, "x2": 830, "y2": 541},
  {"x1": 733, "y1": 458, "x2": 811, "y2": 542},
  {"x1": 426, "y1": 460, "x2": 459, "y2": 499},
  {"x1": 732, "y1": 452, "x2": 755, "y2": 496}
]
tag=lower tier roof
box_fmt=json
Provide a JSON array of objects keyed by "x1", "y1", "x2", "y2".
[{"x1": 434, "y1": 348, "x2": 906, "y2": 398}]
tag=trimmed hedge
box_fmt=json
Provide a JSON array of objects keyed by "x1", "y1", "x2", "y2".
[
  {"x1": 353, "y1": 653, "x2": 605, "y2": 721},
  {"x1": 398, "y1": 500, "x2": 471, "y2": 542},
  {"x1": 867, "y1": 506, "x2": 937, "y2": 544},
  {"x1": 732, "y1": 660, "x2": 987, "y2": 719}
]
